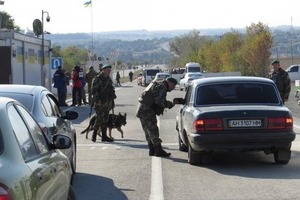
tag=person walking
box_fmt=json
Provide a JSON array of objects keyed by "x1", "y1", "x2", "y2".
[
  {"x1": 269, "y1": 60, "x2": 291, "y2": 104},
  {"x1": 53, "y1": 66, "x2": 68, "y2": 106},
  {"x1": 91, "y1": 64, "x2": 116, "y2": 142},
  {"x1": 71, "y1": 65, "x2": 83, "y2": 106},
  {"x1": 116, "y1": 71, "x2": 121, "y2": 86},
  {"x1": 129, "y1": 71, "x2": 133, "y2": 82},
  {"x1": 85, "y1": 66, "x2": 98, "y2": 104},
  {"x1": 136, "y1": 77, "x2": 177, "y2": 157}
]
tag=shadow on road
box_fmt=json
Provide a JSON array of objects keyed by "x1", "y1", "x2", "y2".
[{"x1": 73, "y1": 172, "x2": 129, "y2": 200}]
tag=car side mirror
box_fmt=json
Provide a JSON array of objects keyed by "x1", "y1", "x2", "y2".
[
  {"x1": 173, "y1": 98, "x2": 185, "y2": 104},
  {"x1": 52, "y1": 134, "x2": 72, "y2": 149},
  {"x1": 63, "y1": 110, "x2": 78, "y2": 120}
]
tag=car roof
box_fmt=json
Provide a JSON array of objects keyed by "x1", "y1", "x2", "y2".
[
  {"x1": 0, "y1": 84, "x2": 48, "y2": 95},
  {"x1": 192, "y1": 76, "x2": 274, "y2": 85}
]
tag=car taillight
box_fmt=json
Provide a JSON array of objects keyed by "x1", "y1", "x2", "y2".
[
  {"x1": 0, "y1": 185, "x2": 12, "y2": 200},
  {"x1": 193, "y1": 119, "x2": 224, "y2": 132},
  {"x1": 268, "y1": 117, "x2": 293, "y2": 129}
]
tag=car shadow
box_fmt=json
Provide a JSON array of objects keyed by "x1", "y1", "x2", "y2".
[{"x1": 73, "y1": 172, "x2": 128, "y2": 200}]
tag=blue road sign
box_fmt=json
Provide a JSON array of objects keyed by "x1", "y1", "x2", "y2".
[{"x1": 51, "y1": 57, "x2": 63, "y2": 70}]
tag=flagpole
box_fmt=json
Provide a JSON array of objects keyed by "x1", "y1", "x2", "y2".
[{"x1": 90, "y1": 1, "x2": 94, "y2": 54}]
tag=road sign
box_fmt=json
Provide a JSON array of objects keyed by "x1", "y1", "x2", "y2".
[{"x1": 51, "y1": 57, "x2": 63, "y2": 70}]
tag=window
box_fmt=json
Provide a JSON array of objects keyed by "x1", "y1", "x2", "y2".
[
  {"x1": 41, "y1": 95, "x2": 55, "y2": 116},
  {"x1": 8, "y1": 105, "x2": 38, "y2": 160}
]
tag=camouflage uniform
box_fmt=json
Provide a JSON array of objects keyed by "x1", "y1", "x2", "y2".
[
  {"x1": 136, "y1": 80, "x2": 174, "y2": 157},
  {"x1": 268, "y1": 68, "x2": 291, "y2": 103},
  {"x1": 85, "y1": 67, "x2": 98, "y2": 103},
  {"x1": 91, "y1": 71, "x2": 116, "y2": 141}
]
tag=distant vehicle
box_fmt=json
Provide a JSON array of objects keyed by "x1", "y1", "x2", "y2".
[
  {"x1": 0, "y1": 85, "x2": 78, "y2": 175},
  {"x1": 0, "y1": 97, "x2": 76, "y2": 200},
  {"x1": 171, "y1": 68, "x2": 185, "y2": 84},
  {"x1": 142, "y1": 68, "x2": 161, "y2": 86},
  {"x1": 185, "y1": 62, "x2": 201, "y2": 73},
  {"x1": 286, "y1": 64, "x2": 300, "y2": 81},
  {"x1": 174, "y1": 76, "x2": 295, "y2": 165},
  {"x1": 153, "y1": 72, "x2": 171, "y2": 82},
  {"x1": 179, "y1": 72, "x2": 204, "y2": 91}
]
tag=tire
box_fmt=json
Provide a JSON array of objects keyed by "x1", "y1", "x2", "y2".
[
  {"x1": 188, "y1": 142, "x2": 203, "y2": 165},
  {"x1": 178, "y1": 134, "x2": 188, "y2": 152},
  {"x1": 71, "y1": 136, "x2": 77, "y2": 174},
  {"x1": 274, "y1": 148, "x2": 291, "y2": 164},
  {"x1": 67, "y1": 185, "x2": 77, "y2": 200}
]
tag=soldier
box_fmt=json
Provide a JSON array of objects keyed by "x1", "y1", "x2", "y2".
[
  {"x1": 85, "y1": 66, "x2": 98, "y2": 104},
  {"x1": 91, "y1": 64, "x2": 116, "y2": 142},
  {"x1": 136, "y1": 77, "x2": 177, "y2": 157},
  {"x1": 269, "y1": 60, "x2": 291, "y2": 104}
]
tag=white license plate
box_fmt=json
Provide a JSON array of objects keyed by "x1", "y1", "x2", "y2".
[{"x1": 229, "y1": 120, "x2": 262, "y2": 127}]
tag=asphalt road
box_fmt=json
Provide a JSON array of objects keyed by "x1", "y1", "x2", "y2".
[{"x1": 65, "y1": 81, "x2": 300, "y2": 200}]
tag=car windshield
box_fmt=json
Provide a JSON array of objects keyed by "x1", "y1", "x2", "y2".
[
  {"x1": 0, "y1": 93, "x2": 33, "y2": 111},
  {"x1": 196, "y1": 82, "x2": 280, "y2": 105},
  {"x1": 147, "y1": 70, "x2": 160, "y2": 76},
  {"x1": 157, "y1": 74, "x2": 170, "y2": 78}
]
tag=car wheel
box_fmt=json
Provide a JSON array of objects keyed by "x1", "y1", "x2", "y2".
[
  {"x1": 274, "y1": 148, "x2": 291, "y2": 164},
  {"x1": 71, "y1": 137, "x2": 77, "y2": 174},
  {"x1": 178, "y1": 134, "x2": 188, "y2": 152},
  {"x1": 188, "y1": 142, "x2": 203, "y2": 165},
  {"x1": 67, "y1": 185, "x2": 77, "y2": 200}
]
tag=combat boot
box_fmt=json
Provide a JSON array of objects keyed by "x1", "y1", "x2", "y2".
[
  {"x1": 148, "y1": 143, "x2": 155, "y2": 156},
  {"x1": 154, "y1": 143, "x2": 171, "y2": 157},
  {"x1": 91, "y1": 129, "x2": 97, "y2": 142},
  {"x1": 101, "y1": 129, "x2": 114, "y2": 142}
]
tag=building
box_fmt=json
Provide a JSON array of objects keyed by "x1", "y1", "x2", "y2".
[{"x1": 0, "y1": 30, "x2": 51, "y2": 90}]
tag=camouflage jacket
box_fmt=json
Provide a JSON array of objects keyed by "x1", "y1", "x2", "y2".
[
  {"x1": 91, "y1": 72, "x2": 116, "y2": 108},
  {"x1": 268, "y1": 68, "x2": 291, "y2": 100},
  {"x1": 85, "y1": 69, "x2": 98, "y2": 85}
]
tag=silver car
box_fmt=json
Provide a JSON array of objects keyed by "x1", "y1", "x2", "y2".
[{"x1": 0, "y1": 85, "x2": 78, "y2": 175}]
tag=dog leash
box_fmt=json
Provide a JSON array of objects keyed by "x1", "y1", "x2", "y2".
[{"x1": 112, "y1": 108, "x2": 115, "y2": 125}]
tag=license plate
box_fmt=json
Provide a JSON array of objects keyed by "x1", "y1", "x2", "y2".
[{"x1": 229, "y1": 119, "x2": 262, "y2": 127}]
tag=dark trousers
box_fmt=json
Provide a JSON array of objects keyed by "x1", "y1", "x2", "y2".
[{"x1": 72, "y1": 86, "x2": 82, "y2": 105}]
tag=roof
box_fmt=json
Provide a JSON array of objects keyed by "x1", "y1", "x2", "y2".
[
  {"x1": 192, "y1": 76, "x2": 274, "y2": 85},
  {"x1": 0, "y1": 84, "x2": 48, "y2": 95}
]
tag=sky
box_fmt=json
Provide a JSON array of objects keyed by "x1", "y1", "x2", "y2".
[{"x1": 1, "y1": 0, "x2": 300, "y2": 34}]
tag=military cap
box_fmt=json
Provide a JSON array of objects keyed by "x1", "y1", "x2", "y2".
[
  {"x1": 102, "y1": 64, "x2": 112, "y2": 70},
  {"x1": 166, "y1": 77, "x2": 178, "y2": 85},
  {"x1": 89, "y1": 66, "x2": 94, "y2": 69},
  {"x1": 271, "y1": 60, "x2": 280, "y2": 65}
]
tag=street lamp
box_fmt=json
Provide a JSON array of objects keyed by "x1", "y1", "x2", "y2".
[{"x1": 41, "y1": 10, "x2": 50, "y2": 66}]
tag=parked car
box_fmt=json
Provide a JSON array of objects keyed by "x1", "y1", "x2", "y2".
[
  {"x1": 179, "y1": 72, "x2": 204, "y2": 91},
  {"x1": 153, "y1": 72, "x2": 171, "y2": 82},
  {"x1": 0, "y1": 97, "x2": 76, "y2": 200},
  {"x1": 286, "y1": 64, "x2": 300, "y2": 81},
  {"x1": 175, "y1": 76, "x2": 296, "y2": 165},
  {"x1": 0, "y1": 85, "x2": 78, "y2": 174}
]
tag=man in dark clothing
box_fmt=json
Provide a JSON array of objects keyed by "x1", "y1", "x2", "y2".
[
  {"x1": 116, "y1": 71, "x2": 121, "y2": 86},
  {"x1": 269, "y1": 60, "x2": 291, "y2": 104},
  {"x1": 129, "y1": 71, "x2": 133, "y2": 82},
  {"x1": 136, "y1": 77, "x2": 177, "y2": 157},
  {"x1": 53, "y1": 66, "x2": 68, "y2": 106},
  {"x1": 85, "y1": 66, "x2": 98, "y2": 104},
  {"x1": 91, "y1": 64, "x2": 116, "y2": 142}
]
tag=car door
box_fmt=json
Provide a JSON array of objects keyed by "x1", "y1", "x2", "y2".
[
  {"x1": 287, "y1": 65, "x2": 299, "y2": 81},
  {"x1": 9, "y1": 104, "x2": 70, "y2": 200},
  {"x1": 178, "y1": 86, "x2": 192, "y2": 137}
]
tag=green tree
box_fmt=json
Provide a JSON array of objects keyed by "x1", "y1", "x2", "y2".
[
  {"x1": 0, "y1": 11, "x2": 20, "y2": 30},
  {"x1": 61, "y1": 46, "x2": 89, "y2": 72}
]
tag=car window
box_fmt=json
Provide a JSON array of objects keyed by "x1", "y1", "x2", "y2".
[
  {"x1": 196, "y1": 83, "x2": 280, "y2": 105},
  {"x1": 41, "y1": 95, "x2": 55, "y2": 116},
  {"x1": 47, "y1": 95, "x2": 62, "y2": 117},
  {"x1": 289, "y1": 66, "x2": 299, "y2": 72},
  {"x1": 8, "y1": 105, "x2": 39, "y2": 160},
  {"x1": 0, "y1": 92, "x2": 33, "y2": 111},
  {"x1": 16, "y1": 105, "x2": 49, "y2": 154}
]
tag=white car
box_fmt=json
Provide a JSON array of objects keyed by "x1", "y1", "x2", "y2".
[
  {"x1": 179, "y1": 72, "x2": 204, "y2": 91},
  {"x1": 153, "y1": 72, "x2": 171, "y2": 82}
]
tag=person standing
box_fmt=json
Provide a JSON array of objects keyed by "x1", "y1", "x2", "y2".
[
  {"x1": 91, "y1": 64, "x2": 116, "y2": 142},
  {"x1": 136, "y1": 77, "x2": 177, "y2": 157},
  {"x1": 269, "y1": 60, "x2": 291, "y2": 104},
  {"x1": 129, "y1": 71, "x2": 133, "y2": 82},
  {"x1": 85, "y1": 66, "x2": 98, "y2": 104},
  {"x1": 116, "y1": 71, "x2": 121, "y2": 86},
  {"x1": 53, "y1": 66, "x2": 68, "y2": 106},
  {"x1": 71, "y1": 65, "x2": 83, "y2": 106}
]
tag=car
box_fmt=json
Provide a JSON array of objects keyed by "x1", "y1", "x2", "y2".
[
  {"x1": 174, "y1": 76, "x2": 296, "y2": 165},
  {"x1": 179, "y1": 72, "x2": 204, "y2": 91},
  {"x1": 153, "y1": 72, "x2": 171, "y2": 82},
  {"x1": 142, "y1": 68, "x2": 161, "y2": 86},
  {"x1": 0, "y1": 84, "x2": 78, "y2": 175},
  {"x1": 0, "y1": 97, "x2": 76, "y2": 200}
]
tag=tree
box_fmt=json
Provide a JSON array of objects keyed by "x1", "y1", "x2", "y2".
[{"x1": 0, "y1": 11, "x2": 20, "y2": 31}]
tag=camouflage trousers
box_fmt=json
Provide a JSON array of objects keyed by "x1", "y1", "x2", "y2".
[
  {"x1": 139, "y1": 116, "x2": 162, "y2": 146},
  {"x1": 93, "y1": 104, "x2": 110, "y2": 131}
]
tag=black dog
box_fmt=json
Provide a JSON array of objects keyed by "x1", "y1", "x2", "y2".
[{"x1": 81, "y1": 113, "x2": 127, "y2": 139}]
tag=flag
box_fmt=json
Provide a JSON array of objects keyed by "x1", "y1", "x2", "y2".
[{"x1": 84, "y1": 0, "x2": 92, "y2": 7}]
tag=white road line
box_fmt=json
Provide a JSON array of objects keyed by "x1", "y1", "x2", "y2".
[{"x1": 149, "y1": 116, "x2": 164, "y2": 200}]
